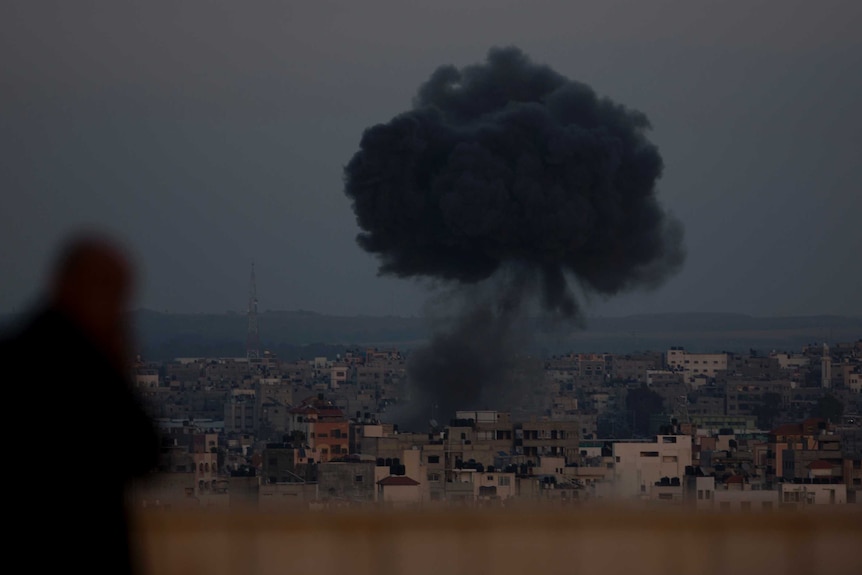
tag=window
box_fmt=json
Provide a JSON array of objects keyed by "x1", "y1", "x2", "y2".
[
  {"x1": 697, "y1": 490, "x2": 704, "y2": 500},
  {"x1": 640, "y1": 451, "x2": 659, "y2": 457},
  {"x1": 428, "y1": 455, "x2": 440, "y2": 464},
  {"x1": 762, "y1": 501, "x2": 773, "y2": 510},
  {"x1": 498, "y1": 476, "x2": 510, "y2": 486},
  {"x1": 662, "y1": 436, "x2": 677, "y2": 444},
  {"x1": 719, "y1": 502, "x2": 731, "y2": 511},
  {"x1": 658, "y1": 493, "x2": 673, "y2": 500},
  {"x1": 662, "y1": 455, "x2": 678, "y2": 463},
  {"x1": 354, "y1": 475, "x2": 363, "y2": 483}
]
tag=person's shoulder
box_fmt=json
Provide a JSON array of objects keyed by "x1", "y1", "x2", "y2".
[
  {"x1": 1, "y1": 306, "x2": 83, "y2": 358},
  {"x1": 0, "y1": 313, "x2": 30, "y2": 357},
  {"x1": 0, "y1": 332, "x2": 15, "y2": 361}
]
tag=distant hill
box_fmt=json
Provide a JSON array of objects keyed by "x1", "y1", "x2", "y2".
[
  {"x1": 131, "y1": 308, "x2": 428, "y2": 360},
  {"x1": 552, "y1": 313, "x2": 861, "y2": 355},
  {"x1": 2, "y1": 309, "x2": 859, "y2": 361}
]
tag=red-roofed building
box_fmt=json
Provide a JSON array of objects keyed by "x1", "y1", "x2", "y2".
[
  {"x1": 725, "y1": 474, "x2": 745, "y2": 489},
  {"x1": 378, "y1": 476, "x2": 421, "y2": 486},
  {"x1": 377, "y1": 475, "x2": 422, "y2": 504},
  {"x1": 767, "y1": 418, "x2": 828, "y2": 482},
  {"x1": 288, "y1": 395, "x2": 349, "y2": 463}
]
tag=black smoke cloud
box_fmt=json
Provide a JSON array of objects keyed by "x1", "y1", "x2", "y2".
[{"x1": 344, "y1": 47, "x2": 685, "y2": 427}]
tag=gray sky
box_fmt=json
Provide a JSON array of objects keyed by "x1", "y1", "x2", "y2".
[{"x1": 1, "y1": 0, "x2": 860, "y2": 318}]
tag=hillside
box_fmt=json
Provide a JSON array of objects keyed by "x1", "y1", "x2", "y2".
[
  {"x1": 3, "y1": 309, "x2": 858, "y2": 361},
  {"x1": 130, "y1": 310, "x2": 862, "y2": 361}
]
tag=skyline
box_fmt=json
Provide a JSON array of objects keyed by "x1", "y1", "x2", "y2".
[{"x1": 1, "y1": 1, "x2": 860, "y2": 318}]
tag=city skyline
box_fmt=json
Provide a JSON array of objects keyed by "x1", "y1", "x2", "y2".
[{"x1": 2, "y1": 1, "x2": 860, "y2": 318}]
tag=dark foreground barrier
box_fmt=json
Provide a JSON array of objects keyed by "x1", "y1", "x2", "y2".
[{"x1": 135, "y1": 505, "x2": 862, "y2": 575}]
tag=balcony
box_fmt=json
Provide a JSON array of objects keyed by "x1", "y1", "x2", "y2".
[{"x1": 134, "y1": 505, "x2": 862, "y2": 575}]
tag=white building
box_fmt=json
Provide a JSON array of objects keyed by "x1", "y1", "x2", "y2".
[
  {"x1": 780, "y1": 482, "x2": 846, "y2": 506},
  {"x1": 612, "y1": 435, "x2": 692, "y2": 500},
  {"x1": 771, "y1": 353, "x2": 810, "y2": 370},
  {"x1": 695, "y1": 476, "x2": 779, "y2": 511},
  {"x1": 666, "y1": 348, "x2": 729, "y2": 384}
]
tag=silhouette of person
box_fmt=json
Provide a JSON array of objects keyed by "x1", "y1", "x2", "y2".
[{"x1": 1, "y1": 233, "x2": 160, "y2": 574}]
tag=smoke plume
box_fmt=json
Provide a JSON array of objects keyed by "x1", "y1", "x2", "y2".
[{"x1": 344, "y1": 47, "x2": 685, "y2": 428}]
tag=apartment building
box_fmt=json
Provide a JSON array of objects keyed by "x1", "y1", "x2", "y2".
[
  {"x1": 780, "y1": 482, "x2": 847, "y2": 506},
  {"x1": 666, "y1": 347, "x2": 729, "y2": 384},
  {"x1": 694, "y1": 476, "x2": 779, "y2": 511},
  {"x1": 612, "y1": 434, "x2": 692, "y2": 499}
]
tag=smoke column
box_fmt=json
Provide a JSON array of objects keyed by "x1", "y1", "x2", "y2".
[{"x1": 344, "y1": 47, "x2": 685, "y2": 428}]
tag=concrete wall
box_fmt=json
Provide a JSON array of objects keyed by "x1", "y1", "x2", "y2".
[{"x1": 135, "y1": 507, "x2": 862, "y2": 575}]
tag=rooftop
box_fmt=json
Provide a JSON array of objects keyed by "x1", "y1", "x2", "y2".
[{"x1": 377, "y1": 476, "x2": 420, "y2": 486}]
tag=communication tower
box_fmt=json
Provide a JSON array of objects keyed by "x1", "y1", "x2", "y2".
[{"x1": 246, "y1": 261, "x2": 261, "y2": 360}]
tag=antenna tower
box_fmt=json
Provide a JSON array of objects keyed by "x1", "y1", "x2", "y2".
[{"x1": 246, "y1": 261, "x2": 261, "y2": 359}]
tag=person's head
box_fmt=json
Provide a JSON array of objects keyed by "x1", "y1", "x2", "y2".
[{"x1": 47, "y1": 233, "x2": 136, "y2": 357}]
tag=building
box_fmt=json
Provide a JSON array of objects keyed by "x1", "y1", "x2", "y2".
[
  {"x1": 612, "y1": 434, "x2": 692, "y2": 500},
  {"x1": 780, "y1": 482, "x2": 847, "y2": 506},
  {"x1": 694, "y1": 476, "x2": 779, "y2": 512},
  {"x1": 666, "y1": 348, "x2": 729, "y2": 384},
  {"x1": 318, "y1": 457, "x2": 377, "y2": 504},
  {"x1": 288, "y1": 396, "x2": 350, "y2": 462}
]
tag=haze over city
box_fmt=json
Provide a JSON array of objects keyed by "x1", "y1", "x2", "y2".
[{"x1": 1, "y1": 1, "x2": 860, "y2": 319}]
